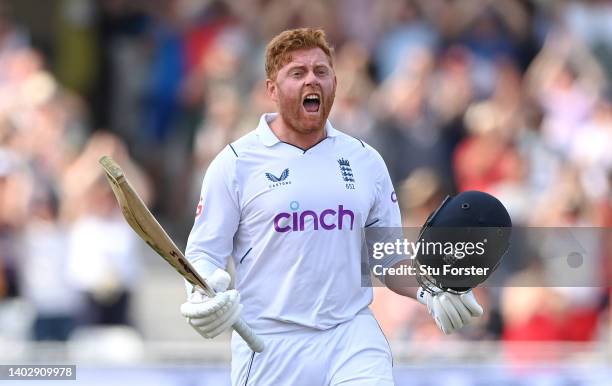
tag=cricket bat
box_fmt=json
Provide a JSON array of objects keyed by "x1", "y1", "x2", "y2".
[{"x1": 99, "y1": 155, "x2": 264, "y2": 352}]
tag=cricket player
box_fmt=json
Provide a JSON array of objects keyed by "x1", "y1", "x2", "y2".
[{"x1": 180, "y1": 28, "x2": 484, "y2": 386}]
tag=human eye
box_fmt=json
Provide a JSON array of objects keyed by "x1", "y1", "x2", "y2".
[
  {"x1": 316, "y1": 66, "x2": 329, "y2": 76},
  {"x1": 290, "y1": 68, "x2": 304, "y2": 78}
]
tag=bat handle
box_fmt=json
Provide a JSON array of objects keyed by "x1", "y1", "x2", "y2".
[
  {"x1": 195, "y1": 284, "x2": 264, "y2": 351},
  {"x1": 232, "y1": 318, "x2": 265, "y2": 353}
]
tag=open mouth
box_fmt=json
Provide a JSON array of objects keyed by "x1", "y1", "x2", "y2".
[{"x1": 302, "y1": 93, "x2": 321, "y2": 113}]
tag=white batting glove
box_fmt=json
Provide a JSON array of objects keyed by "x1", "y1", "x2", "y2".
[
  {"x1": 417, "y1": 287, "x2": 484, "y2": 335},
  {"x1": 180, "y1": 269, "x2": 243, "y2": 339}
]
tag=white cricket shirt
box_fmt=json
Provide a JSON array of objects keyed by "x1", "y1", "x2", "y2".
[{"x1": 185, "y1": 113, "x2": 401, "y2": 334}]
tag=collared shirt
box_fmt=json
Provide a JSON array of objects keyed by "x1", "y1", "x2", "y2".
[{"x1": 185, "y1": 113, "x2": 401, "y2": 334}]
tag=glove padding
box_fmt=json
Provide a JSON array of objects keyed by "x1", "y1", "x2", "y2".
[
  {"x1": 417, "y1": 287, "x2": 483, "y2": 335},
  {"x1": 180, "y1": 269, "x2": 242, "y2": 339}
]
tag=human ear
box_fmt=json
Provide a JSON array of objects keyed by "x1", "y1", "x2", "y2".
[{"x1": 266, "y1": 78, "x2": 278, "y2": 103}]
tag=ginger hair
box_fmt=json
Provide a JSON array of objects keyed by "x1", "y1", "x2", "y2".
[{"x1": 265, "y1": 28, "x2": 334, "y2": 80}]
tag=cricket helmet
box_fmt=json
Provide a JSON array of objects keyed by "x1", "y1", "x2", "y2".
[{"x1": 413, "y1": 190, "x2": 512, "y2": 293}]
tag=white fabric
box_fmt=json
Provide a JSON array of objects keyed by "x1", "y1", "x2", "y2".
[
  {"x1": 20, "y1": 221, "x2": 83, "y2": 316},
  {"x1": 185, "y1": 113, "x2": 401, "y2": 334},
  {"x1": 417, "y1": 287, "x2": 484, "y2": 334},
  {"x1": 206, "y1": 268, "x2": 232, "y2": 293},
  {"x1": 231, "y1": 309, "x2": 393, "y2": 386},
  {"x1": 66, "y1": 215, "x2": 140, "y2": 292},
  {"x1": 183, "y1": 259, "x2": 228, "y2": 296}
]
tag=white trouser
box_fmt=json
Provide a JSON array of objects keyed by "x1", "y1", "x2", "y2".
[{"x1": 231, "y1": 309, "x2": 394, "y2": 386}]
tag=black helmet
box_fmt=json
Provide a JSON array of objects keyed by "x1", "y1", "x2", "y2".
[{"x1": 414, "y1": 190, "x2": 512, "y2": 293}]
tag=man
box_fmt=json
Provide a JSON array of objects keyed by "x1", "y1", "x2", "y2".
[{"x1": 181, "y1": 28, "x2": 483, "y2": 386}]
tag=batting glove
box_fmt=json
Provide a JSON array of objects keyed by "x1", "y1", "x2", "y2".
[
  {"x1": 417, "y1": 287, "x2": 483, "y2": 335},
  {"x1": 180, "y1": 269, "x2": 243, "y2": 339}
]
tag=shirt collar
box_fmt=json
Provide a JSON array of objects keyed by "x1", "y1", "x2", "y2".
[{"x1": 256, "y1": 113, "x2": 340, "y2": 147}]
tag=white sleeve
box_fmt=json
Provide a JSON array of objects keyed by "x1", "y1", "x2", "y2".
[
  {"x1": 185, "y1": 146, "x2": 240, "y2": 282},
  {"x1": 365, "y1": 149, "x2": 404, "y2": 270},
  {"x1": 366, "y1": 149, "x2": 401, "y2": 229}
]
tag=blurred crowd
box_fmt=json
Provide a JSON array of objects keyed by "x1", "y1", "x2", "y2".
[{"x1": 0, "y1": 0, "x2": 610, "y2": 357}]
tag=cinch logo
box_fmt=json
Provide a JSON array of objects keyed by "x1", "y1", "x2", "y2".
[{"x1": 273, "y1": 205, "x2": 355, "y2": 232}]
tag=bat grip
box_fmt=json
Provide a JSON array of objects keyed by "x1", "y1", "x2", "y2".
[
  {"x1": 193, "y1": 283, "x2": 264, "y2": 352},
  {"x1": 232, "y1": 318, "x2": 265, "y2": 353}
]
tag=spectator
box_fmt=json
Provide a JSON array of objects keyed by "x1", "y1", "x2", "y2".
[
  {"x1": 18, "y1": 181, "x2": 82, "y2": 341},
  {"x1": 63, "y1": 133, "x2": 148, "y2": 326}
]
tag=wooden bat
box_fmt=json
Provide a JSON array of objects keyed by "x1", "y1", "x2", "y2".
[{"x1": 99, "y1": 155, "x2": 264, "y2": 352}]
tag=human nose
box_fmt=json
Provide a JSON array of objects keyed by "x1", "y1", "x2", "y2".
[{"x1": 303, "y1": 69, "x2": 319, "y2": 86}]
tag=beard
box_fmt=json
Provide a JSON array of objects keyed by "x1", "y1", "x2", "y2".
[{"x1": 277, "y1": 87, "x2": 335, "y2": 134}]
